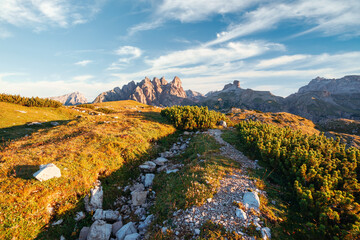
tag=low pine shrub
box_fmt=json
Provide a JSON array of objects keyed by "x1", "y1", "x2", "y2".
[
  {"x1": 161, "y1": 106, "x2": 227, "y2": 130},
  {"x1": 0, "y1": 93, "x2": 62, "y2": 108},
  {"x1": 235, "y1": 120, "x2": 360, "y2": 239}
]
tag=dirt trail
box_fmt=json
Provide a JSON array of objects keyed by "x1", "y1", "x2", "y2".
[{"x1": 170, "y1": 129, "x2": 270, "y2": 239}]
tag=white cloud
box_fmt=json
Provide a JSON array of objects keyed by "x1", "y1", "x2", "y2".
[
  {"x1": 129, "y1": 0, "x2": 360, "y2": 41},
  {"x1": 75, "y1": 60, "x2": 93, "y2": 66},
  {"x1": 146, "y1": 41, "x2": 284, "y2": 69},
  {"x1": 73, "y1": 75, "x2": 94, "y2": 81},
  {"x1": 108, "y1": 46, "x2": 143, "y2": 70},
  {"x1": 0, "y1": 0, "x2": 105, "y2": 33},
  {"x1": 256, "y1": 55, "x2": 309, "y2": 69}
]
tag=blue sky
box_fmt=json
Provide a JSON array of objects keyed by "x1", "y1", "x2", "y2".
[{"x1": 0, "y1": 0, "x2": 360, "y2": 101}]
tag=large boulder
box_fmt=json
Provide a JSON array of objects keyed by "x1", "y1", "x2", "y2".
[
  {"x1": 87, "y1": 220, "x2": 112, "y2": 240},
  {"x1": 243, "y1": 191, "x2": 260, "y2": 210},
  {"x1": 79, "y1": 227, "x2": 90, "y2": 240},
  {"x1": 33, "y1": 163, "x2": 61, "y2": 181},
  {"x1": 115, "y1": 222, "x2": 137, "y2": 240},
  {"x1": 112, "y1": 221, "x2": 123, "y2": 235}
]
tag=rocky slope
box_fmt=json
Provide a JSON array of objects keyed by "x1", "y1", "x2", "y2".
[
  {"x1": 285, "y1": 75, "x2": 360, "y2": 121},
  {"x1": 199, "y1": 80, "x2": 285, "y2": 113},
  {"x1": 49, "y1": 91, "x2": 88, "y2": 105},
  {"x1": 93, "y1": 77, "x2": 189, "y2": 106}
]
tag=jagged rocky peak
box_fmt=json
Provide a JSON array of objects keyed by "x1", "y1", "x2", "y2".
[
  {"x1": 93, "y1": 76, "x2": 189, "y2": 106},
  {"x1": 49, "y1": 91, "x2": 88, "y2": 106},
  {"x1": 223, "y1": 80, "x2": 241, "y2": 90}
]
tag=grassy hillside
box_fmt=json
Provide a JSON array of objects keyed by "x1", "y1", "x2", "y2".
[
  {"x1": 0, "y1": 100, "x2": 176, "y2": 240},
  {"x1": 227, "y1": 108, "x2": 320, "y2": 135}
]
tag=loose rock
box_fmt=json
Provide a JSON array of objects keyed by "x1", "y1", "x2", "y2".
[
  {"x1": 33, "y1": 163, "x2": 61, "y2": 182},
  {"x1": 115, "y1": 222, "x2": 137, "y2": 240},
  {"x1": 144, "y1": 174, "x2": 155, "y2": 187},
  {"x1": 131, "y1": 191, "x2": 148, "y2": 206},
  {"x1": 87, "y1": 220, "x2": 112, "y2": 240},
  {"x1": 243, "y1": 192, "x2": 260, "y2": 210}
]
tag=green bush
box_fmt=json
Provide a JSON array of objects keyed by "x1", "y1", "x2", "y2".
[
  {"x1": 235, "y1": 120, "x2": 360, "y2": 239},
  {"x1": 77, "y1": 104, "x2": 95, "y2": 110},
  {"x1": 0, "y1": 94, "x2": 62, "y2": 108},
  {"x1": 161, "y1": 106, "x2": 227, "y2": 130}
]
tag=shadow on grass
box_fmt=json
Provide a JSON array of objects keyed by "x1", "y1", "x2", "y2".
[
  {"x1": 0, "y1": 120, "x2": 71, "y2": 145},
  {"x1": 8, "y1": 165, "x2": 41, "y2": 180},
  {"x1": 34, "y1": 126, "x2": 180, "y2": 240}
]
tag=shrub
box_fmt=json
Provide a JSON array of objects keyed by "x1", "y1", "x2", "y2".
[
  {"x1": 0, "y1": 93, "x2": 62, "y2": 108},
  {"x1": 235, "y1": 120, "x2": 360, "y2": 239},
  {"x1": 161, "y1": 106, "x2": 227, "y2": 130}
]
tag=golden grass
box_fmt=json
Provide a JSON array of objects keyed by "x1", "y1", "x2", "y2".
[{"x1": 0, "y1": 100, "x2": 176, "y2": 240}]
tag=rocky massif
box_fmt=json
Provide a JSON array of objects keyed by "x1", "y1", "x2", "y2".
[
  {"x1": 93, "y1": 77, "x2": 199, "y2": 107},
  {"x1": 92, "y1": 75, "x2": 360, "y2": 122},
  {"x1": 50, "y1": 92, "x2": 88, "y2": 105}
]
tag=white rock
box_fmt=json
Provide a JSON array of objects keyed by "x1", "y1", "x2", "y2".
[
  {"x1": 166, "y1": 169, "x2": 179, "y2": 174},
  {"x1": 51, "y1": 122, "x2": 59, "y2": 126},
  {"x1": 87, "y1": 220, "x2": 112, "y2": 240},
  {"x1": 112, "y1": 221, "x2": 123, "y2": 235},
  {"x1": 180, "y1": 144, "x2": 187, "y2": 150},
  {"x1": 116, "y1": 222, "x2": 137, "y2": 240},
  {"x1": 161, "y1": 227, "x2": 167, "y2": 233},
  {"x1": 131, "y1": 191, "x2": 148, "y2": 206},
  {"x1": 139, "y1": 161, "x2": 157, "y2": 173},
  {"x1": 236, "y1": 208, "x2": 247, "y2": 221},
  {"x1": 243, "y1": 191, "x2": 260, "y2": 210},
  {"x1": 130, "y1": 183, "x2": 145, "y2": 192},
  {"x1": 92, "y1": 209, "x2": 120, "y2": 221},
  {"x1": 52, "y1": 219, "x2": 63, "y2": 226},
  {"x1": 153, "y1": 157, "x2": 168, "y2": 166},
  {"x1": 74, "y1": 211, "x2": 85, "y2": 221},
  {"x1": 261, "y1": 227, "x2": 271, "y2": 239},
  {"x1": 144, "y1": 214, "x2": 154, "y2": 225},
  {"x1": 144, "y1": 174, "x2": 155, "y2": 187},
  {"x1": 33, "y1": 163, "x2": 61, "y2": 182},
  {"x1": 87, "y1": 182, "x2": 103, "y2": 212},
  {"x1": 184, "y1": 131, "x2": 190, "y2": 135},
  {"x1": 194, "y1": 229, "x2": 200, "y2": 235},
  {"x1": 79, "y1": 227, "x2": 90, "y2": 240},
  {"x1": 218, "y1": 120, "x2": 227, "y2": 128},
  {"x1": 60, "y1": 236, "x2": 65, "y2": 240},
  {"x1": 27, "y1": 122, "x2": 42, "y2": 126},
  {"x1": 124, "y1": 233, "x2": 140, "y2": 240},
  {"x1": 134, "y1": 208, "x2": 146, "y2": 219}
]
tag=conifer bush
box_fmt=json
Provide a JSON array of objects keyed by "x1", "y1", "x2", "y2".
[
  {"x1": 161, "y1": 106, "x2": 227, "y2": 130},
  {"x1": 0, "y1": 93, "x2": 62, "y2": 108},
  {"x1": 235, "y1": 120, "x2": 360, "y2": 239}
]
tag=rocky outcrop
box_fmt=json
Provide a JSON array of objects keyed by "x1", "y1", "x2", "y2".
[
  {"x1": 185, "y1": 90, "x2": 205, "y2": 102},
  {"x1": 199, "y1": 80, "x2": 285, "y2": 113},
  {"x1": 49, "y1": 91, "x2": 88, "y2": 105},
  {"x1": 285, "y1": 75, "x2": 360, "y2": 122},
  {"x1": 93, "y1": 76, "x2": 189, "y2": 107}
]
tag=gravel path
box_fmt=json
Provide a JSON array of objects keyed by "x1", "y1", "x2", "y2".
[{"x1": 170, "y1": 129, "x2": 270, "y2": 239}]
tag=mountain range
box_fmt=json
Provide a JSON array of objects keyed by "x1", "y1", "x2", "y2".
[
  {"x1": 49, "y1": 91, "x2": 88, "y2": 105},
  {"x1": 53, "y1": 75, "x2": 360, "y2": 122}
]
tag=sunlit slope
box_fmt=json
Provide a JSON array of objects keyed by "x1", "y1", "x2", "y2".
[
  {"x1": 0, "y1": 102, "x2": 77, "y2": 128},
  {"x1": 0, "y1": 100, "x2": 176, "y2": 240}
]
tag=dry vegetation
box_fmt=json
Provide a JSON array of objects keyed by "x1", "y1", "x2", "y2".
[{"x1": 0, "y1": 100, "x2": 176, "y2": 239}]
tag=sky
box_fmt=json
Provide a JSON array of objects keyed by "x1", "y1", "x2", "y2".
[{"x1": 0, "y1": 0, "x2": 360, "y2": 101}]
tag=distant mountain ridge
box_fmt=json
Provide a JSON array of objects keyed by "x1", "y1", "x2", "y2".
[
  {"x1": 91, "y1": 75, "x2": 360, "y2": 122},
  {"x1": 49, "y1": 92, "x2": 88, "y2": 105}
]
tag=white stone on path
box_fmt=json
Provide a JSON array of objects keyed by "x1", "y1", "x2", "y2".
[
  {"x1": 243, "y1": 191, "x2": 260, "y2": 210},
  {"x1": 235, "y1": 208, "x2": 247, "y2": 221},
  {"x1": 115, "y1": 222, "x2": 137, "y2": 240},
  {"x1": 124, "y1": 233, "x2": 140, "y2": 240},
  {"x1": 33, "y1": 163, "x2": 61, "y2": 182},
  {"x1": 153, "y1": 157, "x2": 168, "y2": 166},
  {"x1": 87, "y1": 220, "x2": 112, "y2": 240},
  {"x1": 74, "y1": 211, "x2": 85, "y2": 221},
  {"x1": 92, "y1": 209, "x2": 120, "y2": 221},
  {"x1": 144, "y1": 174, "x2": 155, "y2": 187},
  {"x1": 131, "y1": 191, "x2": 148, "y2": 206},
  {"x1": 261, "y1": 227, "x2": 271, "y2": 239},
  {"x1": 166, "y1": 169, "x2": 179, "y2": 174},
  {"x1": 139, "y1": 161, "x2": 156, "y2": 173}
]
